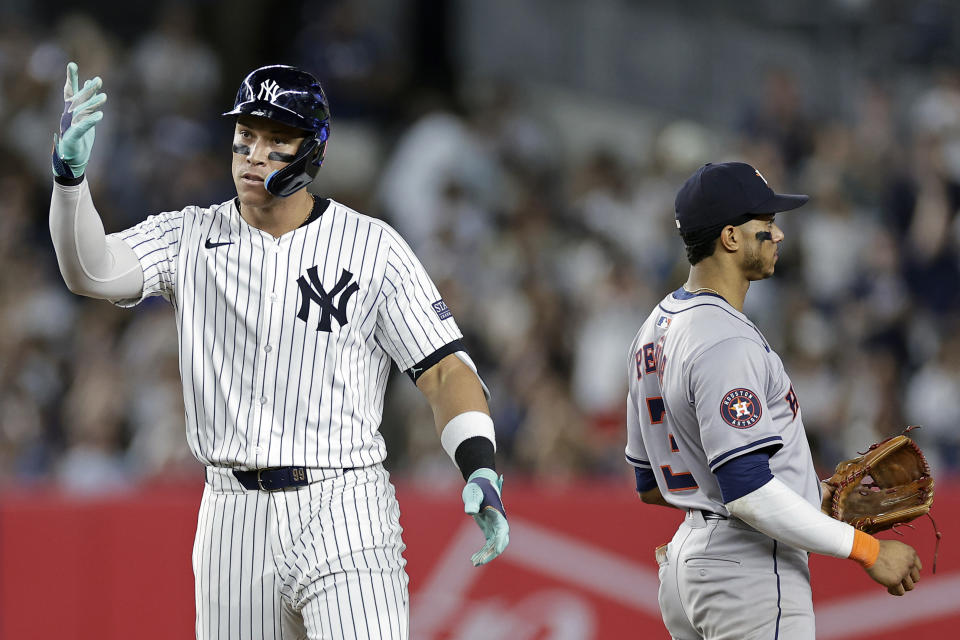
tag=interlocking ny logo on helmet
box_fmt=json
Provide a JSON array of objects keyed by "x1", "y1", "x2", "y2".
[
  {"x1": 223, "y1": 65, "x2": 331, "y2": 197},
  {"x1": 257, "y1": 79, "x2": 282, "y2": 103}
]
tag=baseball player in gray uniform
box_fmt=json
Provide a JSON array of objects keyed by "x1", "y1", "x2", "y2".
[
  {"x1": 49, "y1": 62, "x2": 508, "y2": 639},
  {"x1": 625, "y1": 162, "x2": 922, "y2": 639}
]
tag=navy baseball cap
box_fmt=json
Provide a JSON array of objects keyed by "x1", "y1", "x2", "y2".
[{"x1": 675, "y1": 162, "x2": 809, "y2": 239}]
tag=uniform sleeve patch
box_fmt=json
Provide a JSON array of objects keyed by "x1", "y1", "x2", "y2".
[
  {"x1": 720, "y1": 388, "x2": 762, "y2": 429},
  {"x1": 432, "y1": 299, "x2": 452, "y2": 320}
]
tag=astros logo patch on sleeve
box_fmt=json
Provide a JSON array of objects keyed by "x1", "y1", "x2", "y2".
[{"x1": 720, "y1": 388, "x2": 762, "y2": 428}]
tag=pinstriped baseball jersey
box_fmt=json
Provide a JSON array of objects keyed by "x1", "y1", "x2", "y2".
[
  {"x1": 110, "y1": 197, "x2": 462, "y2": 470},
  {"x1": 625, "y1": 287, "x2": 820, "y2": 514}
]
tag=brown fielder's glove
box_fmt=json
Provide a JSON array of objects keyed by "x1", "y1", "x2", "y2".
[{"x1": 825, "y1": 428, "x2": 935, "y2": 534}]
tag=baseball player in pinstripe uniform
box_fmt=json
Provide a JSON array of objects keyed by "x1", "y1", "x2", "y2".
[
  {"x1": 49, "y1": 62, "x2": 509, "y2": 639},
  {"x1": 625, "y1": 162, "x2": 921, "y2": 639}
]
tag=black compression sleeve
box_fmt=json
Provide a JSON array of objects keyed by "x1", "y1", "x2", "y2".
[
  {"x1": 454, "y1": 436, "x2": 496, "y2": 482},
  {"x1": 55, "y1": 174, "x2": 85, "y2": 186}
]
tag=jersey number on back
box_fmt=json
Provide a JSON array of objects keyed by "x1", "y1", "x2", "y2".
[{"x1": 637, "y1": 342, "x2": 699, "y2": 492}]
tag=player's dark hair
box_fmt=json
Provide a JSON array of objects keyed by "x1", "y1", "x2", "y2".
[{"x1": 681, "y1": 223, "x2": 726, "y2": 265}]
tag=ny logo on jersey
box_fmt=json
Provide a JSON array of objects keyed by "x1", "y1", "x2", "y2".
[
  {"x1": 296, "y1": 267, "x2": 360, "y2": 332},
  {"x1": 258, "y1": 79, "x2": 281, "y2": 103}
]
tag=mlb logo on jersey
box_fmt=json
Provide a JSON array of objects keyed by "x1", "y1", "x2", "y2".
[
  {"x1": 720, "y1": 388, "x2": 762, "y2": 428},
  {"x1": 656, "y1": 316, "x2": 672, "y2": 329}
]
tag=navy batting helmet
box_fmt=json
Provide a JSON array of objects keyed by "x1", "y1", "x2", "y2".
[{"x1": 223, "y1": 64, "x2": 331, "y2": 197}]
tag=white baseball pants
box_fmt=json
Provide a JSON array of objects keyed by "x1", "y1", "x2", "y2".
[{"x1": 194, "y1": 464, "x2": 409, "y2": 639}]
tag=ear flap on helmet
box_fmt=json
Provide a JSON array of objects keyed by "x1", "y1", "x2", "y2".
[{"x1": 264, "y1": 136, "x2": 326, "y2": 197}]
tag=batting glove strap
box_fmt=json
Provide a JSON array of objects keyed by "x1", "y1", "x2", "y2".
[
  {"x1": 52, "y1": 138, "x2": 77, "y2": 180},
  {"x1": 464, "y1": 468, "x2": 506, "y2": 518}
]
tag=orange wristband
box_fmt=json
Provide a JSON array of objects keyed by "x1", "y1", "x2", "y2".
[{"x1": 849, "y1": 529, "x2": 880, "y2": 568}]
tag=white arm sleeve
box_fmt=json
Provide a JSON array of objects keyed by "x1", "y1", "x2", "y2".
[
  {"x1": 49, "y1": 178, "x2": 144, "y2": 300},
  {"x1": 453, "y1": 350, "x2": 491, "y2": 400},
  {"x1": 726, "y1": 476, "x2": 856, "y2": 558}
]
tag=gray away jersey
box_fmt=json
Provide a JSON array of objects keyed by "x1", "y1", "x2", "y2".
[
  {"x1": 110, "y1": 198, "x2": 462, "y2": 470},
  {"x1": 625, "y1": 288, "x2": 821, "y2": 514}
]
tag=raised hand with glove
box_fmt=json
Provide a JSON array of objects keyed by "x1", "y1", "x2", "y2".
[
  {"x1": 48, "y1": 61, "x2": 142, "y2": 300},
  {"x1": 53, "y1": 61, "x2": 106, "y2": 179}
]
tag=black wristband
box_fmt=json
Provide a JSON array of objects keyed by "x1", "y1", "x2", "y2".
[
  {"x1": 454, "y1": 436, "x2": 496, "y2": 482},
  {"x1": 55, "y1": 174, "x2": 85, "y2": 186}
]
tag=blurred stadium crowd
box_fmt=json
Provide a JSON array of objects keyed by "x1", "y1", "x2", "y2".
[{"x1": 2, "y1": 1, "x2": 960, "y2": 493}]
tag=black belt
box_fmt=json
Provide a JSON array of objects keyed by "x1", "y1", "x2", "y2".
[
  {"x1": 232, "y1": 467, "x2": 310, "y2": 491},
  {"x1": 690, "y1": 508, "x2": 757, "y2": 532},
  {"x1": 690, "y1": 509, "x2": 727, "y2": 520}
]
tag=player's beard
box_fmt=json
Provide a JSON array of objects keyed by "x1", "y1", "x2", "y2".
[{"x1": 742, "y1": 241, "x2": 774, "y2": 280}]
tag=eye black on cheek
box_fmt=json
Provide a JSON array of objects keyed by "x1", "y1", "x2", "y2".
[{"x1": 232, "y1": 143, "x2": 251, "y2": 155}]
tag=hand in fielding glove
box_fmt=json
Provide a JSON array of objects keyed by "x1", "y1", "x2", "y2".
[
  {"x1": 825, "y1": 431, "x2": 934, "y2": 534},
  {"x1": 825, "y1": 427, "x2": 940, "y2": 585},
  {"x1": 462, "y1": 468, "x2": 510, "y2": 566},
  {"x1": 52, "y1": 62, "x2": 106, "y2": 179}
]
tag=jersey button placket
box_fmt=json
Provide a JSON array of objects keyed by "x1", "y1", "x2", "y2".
[{"x1": 254, "y1": 239, "x2": 283, "y2": 460}]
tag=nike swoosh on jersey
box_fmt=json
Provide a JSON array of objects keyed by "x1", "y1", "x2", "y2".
[{"x1": 205, "y1": 238, "x2": 233, "y2": 249}]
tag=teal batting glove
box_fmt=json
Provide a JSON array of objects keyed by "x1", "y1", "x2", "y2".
[
  {"x1": 462, "y1": 468, "x2": 510, "y2": 566},
  {"x1": 52, "y1": 62, "x2": 106, "y2": 179}
]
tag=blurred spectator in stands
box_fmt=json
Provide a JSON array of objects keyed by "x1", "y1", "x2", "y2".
[
  {"x1": 378, "y1": 94, "x2": 504, "y2": 251},
  {"x1": 849, "y1": 79, "x2": 897, "y2": 204},
  {"x1": 513, "y1": 371, "x2": 590, "y2": 478},
  {"x1": 56, "y1": 355, "x2": 131, "y2": 495},
  {"x1": 570, "y1": 150, "x2": 643, "y2": 262},
  {"x1": 906, "y1": 331, "x2": 960, "y2": 474},
  {"x1": 130, "y1": 2, "x2": 219, "y2": 120},
  {"x1": 845, "y1": 229, "x2": 912, "y2": 362},
  {"x1": 294, "y1": 0, "x2": 404, "y2": 123},
  {"x1": 570, "y1": 260, "x2": 649, "y2": 469},
  {"x1": 122, "y1": 2, "x2": 224, "y2": 215},
  {"x1": 796, "y1": 151, "x2": 875, "y2": 308},
  {"x1": 885, "y1": 134, "x2": 960, "y2": 316},
  {"x1": 739, "y1": 67, "x2": 815, "y2": 174},
  {"x1": 836, "y1": 347, "x2": 902, "y2": 461}
]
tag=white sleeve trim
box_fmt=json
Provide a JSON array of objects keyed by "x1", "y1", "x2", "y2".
[
  {"x1": 725, "y1": 476, "x2": 855, "y2": 558},
  {"x1": 49, "y1": 179, "x2": 143, "y2": 299},
  {"x1": 440, "y1": 411, "x2": 496, "y2": 463}
]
